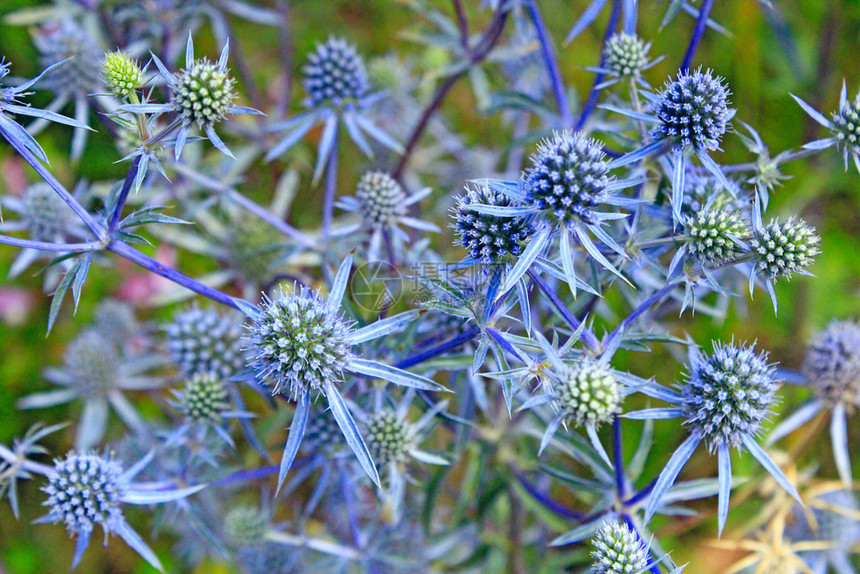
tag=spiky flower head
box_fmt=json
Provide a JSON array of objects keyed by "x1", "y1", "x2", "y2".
[
  {"x1": 172, "y1": 58, "x2": 237, "y2": 128},
  {"x1": 303, "y1": 407, "x2": 345, "y2": 453},
  {"x1": 102, "y1": 51, "x2": 142, "y2": 98},
  {"x1": 65, "y1": 329, "x2": 120, "y2": 396},
  {"x1": 454, "y1": 182, "x2": 534, "y2": 266},
  {"x1": 303, "y1": 37, "x2": 368, "y2": 107},
  {"x1": 94, "y1": 299, "x2": 138, "y2": 344},
  {"x1": 224, "y1": 505, "x2": 268, "y2": 547},
  {"x1": 246, "y1": 285, "x2": 353, "y2": 399},
  {"x1": 557, "y1": 360, "x2": 622, "y2": 427},
  {"x1": 36, "y1": 22, "x2": 103, "y2": 96},
  {"x1": 684, "y1": 209, "x2": 749, "y2": 264},
  {"x1": 42, "y1": 451, "x2": 124, "y2": 537},
  {"x1": 22, "y1": 183, "x2": 75, "y2": 241},
  {"x1": 677, "y1": 170, "x2": 745, "y2": 215},
  {"x1": 681, "y1": 342, "x2": 777, "y2": 450},
  {"x1": 831, "y1": 90, "x2": 860, "y2": 162},
  {"x1": 182, "y1": 373, "x2": 229, "y2": 425},
  {"x1": 525, "y1": 130, "x2": 610, "y2": 225},
  {"x1": 604, "y1": 33, "x2": 650, "y2": 78},
  {"x1": 750, "y1": 217, "x2": 821, "y2": 280},
  {"x1": 802, "y1": 320, "x2": 860, "y2": 408},
  {"x1": 356, "y1": 171, "x2": 407, "y2": 228},
  {"x1": 366, "y1": 410, "x2": 414, "y2": 467},
  {"x1": 166, "y1": 307, "x2": 247, "y2": 380},
  {"x1": 652, "y1": 68, "x2": 731, "y2": 153},
  {"x1": 591, "y1": 520, "x2": 649, "y2": 574}
]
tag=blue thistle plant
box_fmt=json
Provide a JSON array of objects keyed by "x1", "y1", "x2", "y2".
[
  {"x1": 591, "y1": 519, "x2": 651, "y2": 574},
  {"x1": 37, "y1": 450, "x2": 205, "y2": 571},
  {"x1": 629, "y1": 341, "x2": 800, "y2": 534},
  {"x1": 241, "y1": 255, "x2": 449, "y2": 489}
]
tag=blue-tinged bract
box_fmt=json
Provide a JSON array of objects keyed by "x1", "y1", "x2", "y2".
[
  {"x1": 653, "y1": 68, "x2": 731, "y2": 153},
  {"x1": 454, "y1": 182, "x2": 534, "y2": 267},
  {"x1": 303, "y1": 37, "x2": 369, "y2": 107},
  {"x1": 802, "y1": 320, "x2": 860, "y2": 407},
  {"x1": 245, "y1": 285, "x2": 353, "y2": 399},
  {"x1": 525, "y1": 130, "x2": 610, "y2": 225},
  {"x1": 681, "y1": 342, "x2": 777, "y2": 450},
  {"x1": 591, "y1": 520, "x2": 650, "y2": 574}
]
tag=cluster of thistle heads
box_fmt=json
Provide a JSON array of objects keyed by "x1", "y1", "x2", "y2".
[{"x1": 0, "y1": 1, "x2": 859, "y2": 572}]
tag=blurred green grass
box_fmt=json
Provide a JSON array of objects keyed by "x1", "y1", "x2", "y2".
[{"x1": 0, "y1": 0, "x2": 859, "y2": 572}]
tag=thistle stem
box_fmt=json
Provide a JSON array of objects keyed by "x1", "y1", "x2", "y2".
[
  {"x1": 527, "y1": 268, "x2": 600, "y2": 351},
  {"x1": 680, "y1": 0, "x2": 715, "y2": 72},
  {"x1": 613, "y1": 415, "x2": 625, "y2": 498},
  {"x1": 525, "y1": 0, "x2": 573, "y2": 128},
  {"x1": 322, "y1": 129, "x2": 339, "y2": 246},
  {"x1": 107, "y1": 155, "x2": 141, "y2": 234},
  {"x1": 624, "y1": 475, "x2": 658, "y2": 507},
  {"x1": 394, "y1": 325, "x2": 481, "y2": 369},
  {"x1": 604, "y1": 280, "x2": 682, "y2": 348},
  {"x1": 212, "y1": 464, "x2": 279, "y2": 486}
]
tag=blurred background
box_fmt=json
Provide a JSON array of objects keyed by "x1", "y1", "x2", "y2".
[{"x1": 0, "y1": 0, "x2": 858, "y2": 572}]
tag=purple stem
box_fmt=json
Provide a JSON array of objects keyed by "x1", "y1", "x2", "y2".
[
  {"x1": 623, "y1": 513, "x2": 662, "y2": 574},
  {"x1": 394, "y1": 325, "x2": 480, "y2": 369},
  {"x1": 604, "y1": 280, "x2": 681, "y2": 349},
  {"x1": 322, "y1": 130, "x2": 339, "y2": 246},
  {"x1": 575, "y1": 0, "x2": 621, "y2": 130},
  {"x1": 613, "y1": 415, "x2": 625, "y2": 498},
  {"x1": 107, "y1": 155, "x2": 141, "y2": 234},
  {"x1": 0, "y1": 125, "x2": 103, "y2": 238},
  {"x1": 514, "y1": 471, "x2": 584, "y2": 520},
  {"x1": 212, "y1": 465, "x2": 279, "y2": 486},
  {"x1": 108, "y1": 240, "x2": 242, "y2": 310},
  {"x1": 525, "y1": 0, "x2": 573, "y2": 127},
  {"x1": 0, "y1": 236, "x2": 99, "y2": 252},
  {"x1": 625, "y1": 475, "x2": 658, "y2": 507},
  {"x1": 527, "y1": 268, "x2": 600, "y2": 351},
  {"x1": 680, "y1": 0, "x2": 715, "y2": 72}
]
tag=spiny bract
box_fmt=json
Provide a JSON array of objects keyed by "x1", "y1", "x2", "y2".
[
  {"x1": 356, "y1": 171, "x2": 407, "y2": 228},
  {"x1": 750, "y1": 217, "x2": 821, "y2": 280},
  {"x1": 556, "y1": 360, "x2": 622, "y2": 427},
  {"x1": 43, "y1": 451, "x2": 124, "y2": 537},
  {"x1": 172, "y1": 59, "x2": 237, "y2": 128},
  {"x1": 303, "y1": 37, "x2": 368, "y2": 107},
  {"x1": 802, "y1": 319, "x2": 860, "y2": 408},
  {"x1": 525, "y1": 130, "x2": 610, "y2": 225},
  {"x1": 591, "y1": 520, "x2": 650, "y2": 574},
  {"x1": 245, "y1": 285, "x2": 352, "y2": 399},
  {"x1": 454, "y1": 182, "x2": 534, "y2": 266},
  {"x1": 681, "y1": 342, "x2": 777, "y2": 450},
  {"x1": 166, "y1": 307, "x2": 247, "y2": 380},
  {"x1": 652, "y1": 68, "x2": 731, "y2": 153}
]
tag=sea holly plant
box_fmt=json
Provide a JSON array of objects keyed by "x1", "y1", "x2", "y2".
[{"x1": 0, "y1": 3, "x2": 858, "y2": 573}]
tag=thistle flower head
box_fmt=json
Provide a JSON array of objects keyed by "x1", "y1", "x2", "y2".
[
  {"x1": 303, "y1": 37, "x2": 368, "y2": 107},
  {"x1": 453, "y1": 182, "x2": 534, "y2": 266},
  {"x1": 604, "y1": 33, "x2": 650, "y2": 78},
  {"x1": 681, "y1": 342, "x2": 777, "y2": 450},
  {"x1": 591, "y1": 520, "x2": 650, "y2": 574},
  {"x1": 224, "y1": 505, "x2": 268, "y2": 547},
  {"x1": 93, "y1": 299, "x2": 138, "y2": 344},
  {"x1": 678, "y1": 170, "x2": 745, "y2": 215},
  {"x1": 182, "y1": 373, "x2": 229, "y2": 425},
  {"x1": 35, "y1": 22, "x2": 103, "y2": 97},
  {"x1": 166, "y1": 307, "x2": 247, "y2": 380},
  {"x1": 102, "y1": 51, "x2": 142, "y2": 98},
  {"x1": 831, "y1": 90, "x2": 860, "y2": 159},
  {"x1": 245, "y1": 285, "x2": 353, "y2": 398},
  {"x1": 172, "y1": 58, "x2": 237, "y2": 128},
  {"x1": 356, "y1": 171, "x2": 407, "y2": 228},
  {"x1": 556, "y1": 360, "x2": 622, "y2": 427},
  {"x1": 366, "y1": 410, "x2": 414, "y2": 467},
  {"x1": 303, "y1": 407, "x2": 345, "y2": 453},
  {"x1": 22, "y1": 183, "x2": 75, "y2": 241},
  {"x1": 802, "y1": 320, "x2": 860, "y2": 408},
  {"x1": 750, "y1": 217, "x2": 821, "y2": 280},
  {"x1": 65, "y1": 330, "x2": 120, "y2": 396},
  {"x1": 652, "y1": 68, "x2": 731, "y2": 153},
  {"x1": 525, "y1": 130, "x2": 610, "y2": 225},
  {"x1": 684, "y1": 208, "x2": 749, "y2": 264},
  {"x1": 43, "y1": 452, "x2": 125, "y2": 537}
]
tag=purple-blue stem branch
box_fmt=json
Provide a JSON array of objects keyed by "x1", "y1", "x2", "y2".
[
  {"x1": 575, "y1": 0, "x2": 621, "y2": 130},
  {"x1": 613, "y1": 415, "x2": 625, "y2": 498},
  {"x1": 680, "y1": 0, "x2": 715, "y2": 72},
  {"x1": 514, "y1": 471, "x2": 584, "y2": 520},
  {"x1": 525, "y1": 0, "x2": 573, "y2": 128},
  {"x1": 394, "y1": 324, "x2": 481, "y2": 369},
  {"x1": 212, "y1": 464, "x2": 279, "y2": 486},
  {"x1": 625, "y1": 475, "x2": 658, "y2": 507},
  {"x1": 322, "y1": 129, "x2": 339, "y2": 248},
  {"x1": 605, "y1": 280, "x2": 682, "y2": 348},
  {"x1": 1, "y1": 125, "x2": 103, "y2": 238},
  {"x1": 108, "y1": 240, "x2": 242, "y2": 310},
  {"x1": 107, "y1": 155, "x2": 141, "y2": 234},
  {"x1": 527, "y1": 268, "x2": 600, "y2": 351}
]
